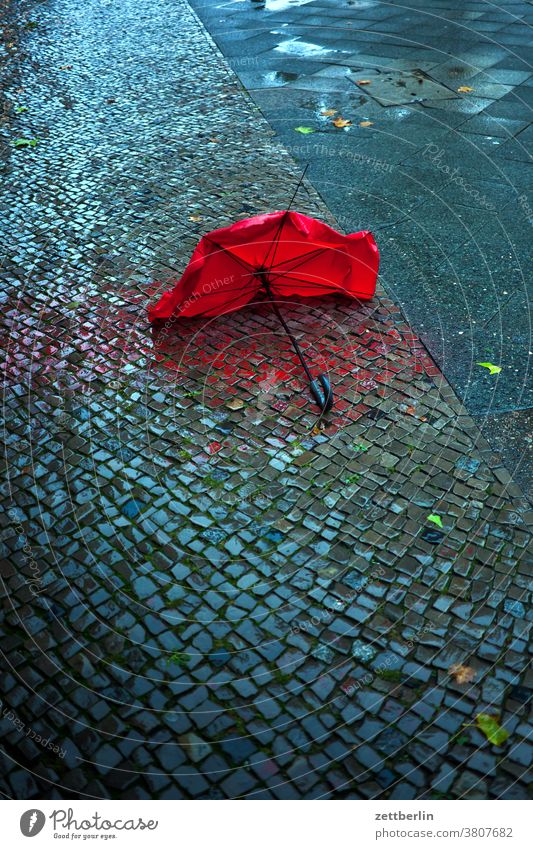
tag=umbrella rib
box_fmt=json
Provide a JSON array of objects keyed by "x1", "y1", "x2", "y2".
[
  {"x1": 261, "y1": 164, "x2": 309, "y2": 273},
  {"x1": 269, "y1": 246, "x2": 327, "y2": 272},
  {"x1": 267, "y1": 247, "x2": 329, "y2": 285},
  {"x1": 179, "y1": 222, "x2": 256, "y2": 275}
]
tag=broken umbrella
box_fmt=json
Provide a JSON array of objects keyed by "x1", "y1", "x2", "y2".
[{"x1": 148, "y1": 190, "x2": 379, "y2": 412}]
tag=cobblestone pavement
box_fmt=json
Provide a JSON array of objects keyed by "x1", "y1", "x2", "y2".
[
  {"x1": 190, "y1": 0, "x2": 533, "y2": 499},
  {"x1": 0, "y1": 0, "x2": 532, "y2": 800}
]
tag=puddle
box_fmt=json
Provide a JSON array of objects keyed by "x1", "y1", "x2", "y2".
[
  {"x1": 274, "y1": 38, "x2": 334, "y2": 57},
  {"x1": 261, "y1": 70, "x2": 300, "y2": 86},
  {"x1": 264, "y1": 0, "x2": 314, "y2": 9},
  {"x1": 238, "y1": 0, "x2": 313, "y2": 8}
]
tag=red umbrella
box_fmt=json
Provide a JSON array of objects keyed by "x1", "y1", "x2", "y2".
[{"x1": 149, "y1": 209, "x2": 379, "y2": 411}]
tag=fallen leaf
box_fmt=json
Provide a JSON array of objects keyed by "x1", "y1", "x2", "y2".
[
  {"x1": 188, "y1": 214, "x2": 202, "y2": 222},
  {"x1": 475, "y1": 713, "x2": 509, "y2": 747},
  {"x1": 427, "y1": 513, "x2": 443, "y2": 528},
  {"x1": 353, "y1": 443, "x2": 368, "y2": 452},
  {"x1": 14, "y1": 106, "x2": 27, "y2": 113},
  {"x1": 60, "y1": 64, "x2": 72, "y2": 70},
  {"x1": 455, "y1": 733, "x2": 471, "y2": 745},
  {"x1": 476, "y1": 361, "x2": 502, "y2": 375},
  {"x1": 208, "y1": 136, "x2": 221, "y2": 142},
  {"x1": 12, "y1": 138, "x2": 38, "y2": 148},
  {"x1": 332, "y1": 116, "x2": 352, "y2": 128},
  {"x1": 294, "y1": 126, "x2": 315, "y2": 134},
  {"x1": 405, "y1": 405, "x2": 417, "y2": 416},
  {"x1": 320, "y1": 109, "x2": 337, "y2": 116},
  {"x1": 356, "y1": 79, "x2": 372, "y2": 85},
  {"x1": 226, "y1": 398, "x2": 244, "y2": 410},
  {"x1": 359, "y1": 120, "x2": 374, "y2": 127},
  {"x1": 458, "y1": 86, "x2": 474, "y2": 93},
  {"x1": 449, "y1": 664, "x2": 476, "y2": 684},
  {"x1": 166, "y1": 651, "x2": 191, "y2": 667}
]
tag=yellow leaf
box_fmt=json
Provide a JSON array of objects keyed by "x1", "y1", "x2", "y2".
[
  {"x1": 188, "y1": 214, "x2": 202, "y2": 222},
  {"x1": 320, "y1": 109, "x2": 337, "y2": 116},
  {"x1": 427, "y1": 514, "x2": 443, "y2": 528},
  {"x1": 359, "y1": 120, "x2": 374, "y2": 127},
  {"x1": 332, "y1": 116, "x2": 352, "y2": 128},
  {"x1": 457, "y1": 86, "x2": 473, "y2": 93},
  {"x1": 356, "y1": 79, "x2": 372, "y2": 85},
  {"x1": 476, "y1": 361, "x2": 502, "y2": 375},
  {"x1": 475, "y1": 713, "x2": 509, "y2": 747}
]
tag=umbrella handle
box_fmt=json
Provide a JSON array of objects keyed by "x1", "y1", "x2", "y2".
[{"x1": 310, "y1": 374, "x2": 333, "y2": 413}]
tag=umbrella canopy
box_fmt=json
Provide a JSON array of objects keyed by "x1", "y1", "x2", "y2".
[
  {"x1": 148, "y1": 210, "x2": 379, "y2": 321},
  {"x1": 149, "y1": 210, "x2": 379, "y2": 411}
]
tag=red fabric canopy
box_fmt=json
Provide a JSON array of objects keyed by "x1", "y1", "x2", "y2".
[{"x1": 148, "y1": 210, "x2": 379, "y2": 321}]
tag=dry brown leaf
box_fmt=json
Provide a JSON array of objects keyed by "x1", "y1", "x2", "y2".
[
  {"x1": 332, "y1": 116, "x2": 352, "y2": 128},
  {"x1": 457, "y1": 86, "x2": 473, "y2": 93},
  {"x1": 359, "y1": 120, "x2": 374, "y2": 127},
  {"x1": 226, "y1": 398, "x2": 244, "y2": 411},
  {"x1": 356, "y1": 79, "x2": 372, "y2": 85},
  {"x1": 449, "y1": 664, "x2": 476, "y2": 684},
  {"x1": 321, "y1": 109, "x2": 337, "y2": 116},
  {"x1": 208, "y1": 136, "x2": 221, "y2": 143}
]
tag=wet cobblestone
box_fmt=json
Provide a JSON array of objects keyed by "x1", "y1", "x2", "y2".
[{"x1": 0, "y1": 0, "x2": 531, "y2": 800}]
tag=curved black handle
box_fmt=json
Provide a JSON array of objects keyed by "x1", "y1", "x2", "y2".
[{"x1": 310, "y1": 374, "x2": 333, "y2": 413}]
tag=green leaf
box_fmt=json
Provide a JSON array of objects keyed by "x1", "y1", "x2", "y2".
[
  {"x1": 12, "y1": 138, "x2": 38, "y2": 148},
  {"x1": 476, "y1": 362, "x2": 502, "y2": 375},
  {"x1": 166, "y1": 651, "x2": 191, "y2": 667},
  {"x1": 475, "y1": 713, "x2": 509, "y2": 746},
  {"x1": 427, "y1": 514, "x2": 443, "y2": 528},
  {"x1": 294, "y1": 126, "x2": 315, "y2": 134},
  {"x1": 353, "y1": 443, "x2": 368, "y2": 452},
  {"x1": 14, "y1": 106, "x2": 28, "y2": 114}
]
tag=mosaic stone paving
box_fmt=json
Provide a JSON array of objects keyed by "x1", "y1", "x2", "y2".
[{"x1": 0, "y1": 0, "x2": 531, "y2": 799}]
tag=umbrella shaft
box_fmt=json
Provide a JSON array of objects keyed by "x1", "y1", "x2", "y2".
[{"x1": 260, "y1": 277, "x2": 314, "y2": 385}]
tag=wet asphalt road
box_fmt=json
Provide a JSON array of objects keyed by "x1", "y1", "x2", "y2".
[{"x1": 189, "y1": 0, "x2": 532, "y2": 498}]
